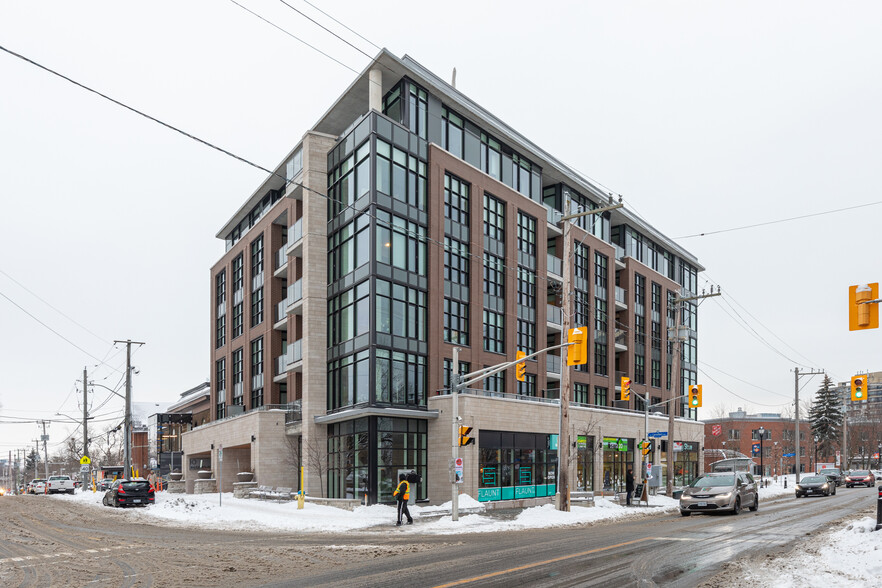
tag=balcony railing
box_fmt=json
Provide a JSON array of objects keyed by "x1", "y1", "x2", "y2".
[
  {"x1": 275, "y1": 245, "x2": 287, "y2": 271},
  {"x1": 285, "y1": 400, "x2": 302, "y2": 424},
  {"x1": 287, "y1": 279, "x2": 302, "y2": 306},
  {"x1": 547, "y1": 254, "x2": 562, "y2": 276},
  {"x1": 275, "y1": 354, "x2": 287, "y2": 376},
  {"x1": 615, "y1": 329, "x2": 628, "y2": 347},
  {"x1": 547, "y1": 304, "x2": 562, "y2": 325},
  {"x1": 286, "y1": 339, "x2": 302, "y2": 364},
  {"x1": 615, "y1": 286, "x2": 626, "y2": 305},
  {"x1": 275, "y1": 298, "x2": 288, "y2": 323},
  {"x1": 287, "y1": 218, "x2": 303, "y2": 249},
  {"x1": 546, "y1": 354, "x2": 561, "y2": 374}
]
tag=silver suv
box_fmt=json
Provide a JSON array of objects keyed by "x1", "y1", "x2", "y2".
[{"x1": 679, "y1": 472, "x2": 758, "y2": 516}]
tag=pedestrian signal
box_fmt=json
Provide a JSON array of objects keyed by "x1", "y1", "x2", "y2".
[
  {"x1": 642, "y1": 441, "x2": 652, "y2": 456},
  {"x1": 459, "y1": 426, "x2": 474, "y2": 447},
  {"x1": 566, "y1": 327, "x2": 588, "y2": 366},
  {"x1": 851, "y1": 375, "x2": 866, "y2": 401},
  {"x1": 515, "y1": 350, "x2": 527, "y2": 382},
  {"x1": 688, "y1": 384, "x2": 702, "y2": 408},
  {"x1": 620, "y1": 376, "x2": 631, "y2": 401}
]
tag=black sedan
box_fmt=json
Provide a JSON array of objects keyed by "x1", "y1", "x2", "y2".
[
  {"x1": 102, "y1": 478, "x2": 155, "y2": 508},
  {"x1": 795, "y1": 475, "x2": 836, "y2": 498}
]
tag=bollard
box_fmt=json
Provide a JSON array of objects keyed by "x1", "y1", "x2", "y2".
[
  {"x1": 784, "y1": 478, "x2": 787, "y2": 489},
  {"x1": 876, "y1": 485, "x2": 881, "y2": 531}
]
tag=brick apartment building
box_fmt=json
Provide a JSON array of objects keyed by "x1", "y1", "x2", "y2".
[{"x1": 182, "y1": 50, "x2": 705, "y2": 504}]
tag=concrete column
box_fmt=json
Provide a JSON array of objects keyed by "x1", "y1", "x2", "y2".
[{"x1": 369, "y1": 68, "x2": 382, "y2": 112}]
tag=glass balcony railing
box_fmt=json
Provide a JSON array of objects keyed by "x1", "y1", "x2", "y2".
[
  {"x1": 287, "y1": 279, "x2": 302, "y2": 305},
  {"x1": 547, "y1": 304, "x2": 562, "y2": 325},
  {"x1": 546, "y1": 354, "x2": 561, "y2": 374},
  {"x1": 275, "y1": 245, "x2": 287, "y2": 271},
  {"x1": 275, "y1": 299, "x2": 288, "y2": 322},
  {"x1": 287, "y1": 218, "x2": 303, "y2": 249},
  {"x1": 275, "y1": 354, "x2": 287, "y2": 376},
  {"x1": 547, "y1": 254, "x2": 562, "y2": 276},
  {"x1": 286, "y1": 339, "x2": 302, "y2": 364},
  {"x1": 615, "y1": 286, "x2": 626, "y2": 305},
  {"x1": 615, "y1": 329, "x2": 628, "y2": 347}
]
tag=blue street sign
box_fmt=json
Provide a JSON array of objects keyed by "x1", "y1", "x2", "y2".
[
  {"x1": 647, "y1": 431, "x2": 668, "y2": 438},
  {"x1": 783, "y1": 452, "x2": 796, "y2": 457}
]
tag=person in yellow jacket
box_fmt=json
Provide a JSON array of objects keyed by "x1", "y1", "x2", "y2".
[{"x1": 393, "y1": 473, "x2": 413, "y2": 526}]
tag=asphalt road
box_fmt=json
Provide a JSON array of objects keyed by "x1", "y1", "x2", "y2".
[{"x1": 0, "y1": 486, "x2": 876, "y2": 587}]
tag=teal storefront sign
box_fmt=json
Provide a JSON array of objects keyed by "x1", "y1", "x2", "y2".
[
  {"x1": 549, "y1": 434, "x2": 558, "y2": 450},
  {"x1": 479, "y1": 484, "x2": 556, "y2": 502}
]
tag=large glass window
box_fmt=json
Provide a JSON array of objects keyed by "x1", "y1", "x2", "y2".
[
  {"x1": 216, "y1": 270, "x2": 226, "y2": 306},
  {"x1": 216, "y1": 358, "x2": 226, "y2": 397},
  {"x1": 328, "y1": 350, "x2": 370, "y2": 409},
  {"x1": 517, "y1": 374, "x2": 536, "y2": 397},
  {"x1": 375, "y1": 211, "x2": 427, "y2": 276},
  {"x1": 232, "y1": 348, "x2": 243, "y2": 405},
  {"x1": 250, "y1": 287, "x2": 263, "y2": 327},
  {"x1": 329, "y1": 215, "x2": 371, "y2": 282},
  {"x1": 376, "y1": 139, "x2": 426, "y2": 210},
  {"x1": 251, "y1": 234, "x2": 264, "y2": 278},
  {"x1": 232, "y1": 254, "x2": 244, "y2": 292},
  {"x1": 329, "y1": 281, "x2": 371, "y2": 346},
  {"x1": 444, "y1": 298, "x2": 469, "y2": 345},
  {"x1": 216, "y1": 315, "x2": 226, "y2": 349},
  {"x1": 478, "y1": 431, "x2": 556, "y2": 502},
  {"x1": 250, "y1": 337, "x2": 263, "y2": 408},
  {"x1": 483, "y1": 254, "x2": 505, "y2": 298},
  {"x1": 517, "y1": 212, "x2": 536, "y2": 256},
  {"x1": 375, "y1": 349, "x2": 426, "y2": 406},
  {"x1": 444, "y1": 173, "x2": 470, "y2": 226},
  {"x1": 408, "y1": 85, "x2": 428, "y2": 140},
  {"x1": 375, "y1": 417, "x2": 427, "y2": 503},
  {"x1": 517, "y1": 268, "x2": 535, "y2": 309},
  {"x1": 484, "y1": 194, "x2": 505, "y2": 241},
  {"x1": 328, "y1": 141, "x2": 371, "y2": 216},
  {"x1": 441, "y1": 108, "x2": 464, "y2": 159},
  {"x1": 375, "y1": 279, "x2": 426, "y2": 341},
  {"x1": 232, "y1": 303, "x2": 243, "y2": 339},
  {"x1": 327, "y1": 418, "x2": 370, "y2": 500},
  {"x1": 483, "y1": 309, "x2": 505, "y2": 354},
  {"x1": 516, "y1": 319, "x2": 535, "y2": 356},
  {"x1": 444, "y1": 237, "x2": 470, "y2": 286}
]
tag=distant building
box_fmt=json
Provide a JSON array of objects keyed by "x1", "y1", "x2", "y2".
[
  {"x1": 833, "y1": 372, "x2": 882, "y2": 469},
  {"x1": 144, "y1": 383, "x2": 209, "y2": 477}
]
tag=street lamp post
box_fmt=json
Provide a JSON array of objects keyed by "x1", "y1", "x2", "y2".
[{"x1": 758, "y1": 426, "x2": 765, "y2": 484}]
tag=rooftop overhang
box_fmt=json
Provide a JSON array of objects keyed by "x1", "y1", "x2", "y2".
[{"x1": 314, "y1": 406, "x2": 439, "y2": 425}]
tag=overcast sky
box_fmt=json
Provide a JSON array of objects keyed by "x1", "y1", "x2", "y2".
[{"x1": 2, "y1": 1, "x2": 880, "y2": 458}]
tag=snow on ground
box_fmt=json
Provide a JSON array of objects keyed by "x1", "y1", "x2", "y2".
[{"x1": 51, "y1": 486, "x2": 680, "y2": 535}]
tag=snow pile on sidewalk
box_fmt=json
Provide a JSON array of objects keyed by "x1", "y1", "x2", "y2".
[
  {"x1": 740, "y1": 517, "x2": 882, "y2": 586},
  {"x1": 51, "y1": 487, "x2": 679, "y2": 535}
]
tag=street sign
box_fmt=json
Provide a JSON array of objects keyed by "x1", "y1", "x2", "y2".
[
  {"x1": 648, "y1": 431, "x2": 667, "y2": 438},
  {"x1": 79, "y1": 456, "x2": 91, "y2": 465},
  {"x1": 219, "y1": 446, "x2": 223, "y2": 462},
  {"x1": 454, "y1": 458, "x2": 463, "y2": 484},
  {"x1": 783, "y1": 452, "x2": 796, "y2": 457},
  {"x1": 80, "y1": 464, "x2": 90, "y2": 473}
]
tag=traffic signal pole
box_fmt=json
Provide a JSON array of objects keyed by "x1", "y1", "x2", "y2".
[{"x1": 452, "y1": 347, "x2": 461, "y2": 522}]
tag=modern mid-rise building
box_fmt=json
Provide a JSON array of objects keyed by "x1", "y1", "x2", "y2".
[{"x1": 182, "y1": 50, "x2": 705, "y2": 504}]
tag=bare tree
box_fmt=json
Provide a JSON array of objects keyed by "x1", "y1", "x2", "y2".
[{"x1": 285, "y1": 435, "x2": 327, "y2": 497}]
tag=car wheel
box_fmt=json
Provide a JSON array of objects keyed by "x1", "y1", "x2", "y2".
[
  {"x1": 732, "y1": 497, "x2": 741, "y2": 515},
  {"x1": 832, "y1": 487, "x2": 836, "y2": 495},
  {"x1": 795, "y1": 492, "x2": 800, "y2": 498},
  {"x1": 749, "y1": 494, "x2": 758, "y2": 511},
  {"x1": 680, "y1": 510, "x2": 691, "y2": 517},
  {"x1": 102, "y1": 495, "x2": 109, "y2": 507}
]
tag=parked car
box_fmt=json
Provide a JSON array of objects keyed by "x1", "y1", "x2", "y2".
[
  {"x1": 27, "y1": 479, "x2": 47, "y2": 494},
  {"x1": 102, "y1": 478, "x2": 155, "y2": 508},
  {"x1": 46, "y1": 475, "x2": 76, "y2": 494},
  {"x1": 98, "y1": 478, "x2": 116, "y2": 491},
  {"x1": 795, "y1": 475, "x2": 836, "y2": 497},
  {"x1": 817, "y1": 468, "x2": 843, "y2": 486},
  {"x1": 679, "y1": 471, "x2": 759, "y2": 516},
  {"x1": 845, "y1": 470, "x2": 876, "y2": 488}
]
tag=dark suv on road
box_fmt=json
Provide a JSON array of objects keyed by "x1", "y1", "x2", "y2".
[{"x1": 818, "y1": 468, "x2": 843, "y2": 486}]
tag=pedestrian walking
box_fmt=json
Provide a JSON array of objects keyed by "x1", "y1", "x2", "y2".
[
  {"x1": 625, "y1": 468, "x2": 635, "y2": 506},
  {"x1": 393, "y1": 473, "x2": 413, "y2": 526},
  {"x1": 147, "y1": 470, "x2": 157, "y2": 489}
]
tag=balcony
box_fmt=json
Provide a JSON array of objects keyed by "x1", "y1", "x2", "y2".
[
  {"x1": 286, "y1": 279, "x2": 303, "y2": 315},
  {"x1": 547, "y1": 254, "x2": 563, "y2": 278},
  {"x1": 274, "y1": 245, "x2": 288, "y2": 277},
  {"x1": 274, "y1": 298, "x2": 288, "y2": 330},
  {"x1": 274, "y1": 354, "x2": 287, "y2": 382},
  {"x1": 286, "y1": 218, "x2": 303, "y2": 257},
  {"x1": 614, "y1": 328, "x2": 628, "y2": 352},
  {"x1": 285, "y1": 339, "x2": 303, "y2": 372},
  {"x1": 547, "y1": 304, "x2": 562, "y2": 332},
  {"x1": 546, "y1": 354, "x2": 561, "y2": 377},
  {"x1": 615, "y1": 286, "x2": 627, "y2": 310}
]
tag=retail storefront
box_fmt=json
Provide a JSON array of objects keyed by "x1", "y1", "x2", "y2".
[
  {"x1": 602, "y1": 437, "x2": 634, "y2": 493},
  {"x1": 672, "y1": 441, "x2": 700, "y2": 486},
  {"x1": 478, "y1": 430, "x2": 557, "y2": 502},
  {"x1": 575, "y1": 435, "x2": 596, "y2": 491}
]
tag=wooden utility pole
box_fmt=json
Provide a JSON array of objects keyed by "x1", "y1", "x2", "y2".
[
  {"x1": 114, "y1": 339, "x2": 145, "y2": 478},
  {"x1": 794, "y1": 367, "x2": 824, "y2": 483},
  {"x1": 83, "y1": 367, "x2": 89, "y2": 461}
]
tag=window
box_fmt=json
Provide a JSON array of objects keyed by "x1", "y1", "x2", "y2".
[
  {"x1": 216, "y1": 270, "x2": 226, "y2": 306},
  {"x1": 251, "y1": 287, "x2": 263, "y2": 327},
  {"x1": 441, "y1": 108, "x2": 464, "y2": 159},
  {"x1": 375, "y1": 279, "x2": 426, "y2": 341},
  {"x1": 216, "y1": 358, "x2": 226, "y2": 396},
  {"x1": 484, "y1": 194, "x2": 504, "y2": 241},
  {"x1": 594, "y1": 387, "x2": 608, "y2": 407},
  {"x1": 251, "y1": 234, "x2": 264, "y2": 278},
  {"x1": 651, "y1": 360, "x2": 661, "y2": 388},
  {"x1": 251, "y1": 337, "x2": 264, "y2": 408},
  {"x1": 216, "y1": 401, "x2": 225, "y2": 420},
  {"x1": 517, "y1": 212, "x2": 536, "y2": 256},
  {"x1": 328, "y1": 350, "x2": 370, "y2": 409},
  {"x1": 216, "y1": 315, "x2": 226, "y2": 349},
  {"x1": 232, "y1": 303, "x2": 243, "y2": 339},
  {"x1": 232, "y1": 254, "x2": 244, "y2": 292},
  {"x1": 484, "y1": 370, "x2": 505, "y2": 393},
  {"x1": 574, "y1": 244, "x2": 590, "y2": 280},
  {"x1": 444, "y1": 237, "x2": 470, "y2": 286},
  {"x1": 444, "y1": 298, "x2": 469, "y2": 345},
  {"x1": 408, "y1": 84, "x2": 428, "y2": 139},
  {"x1": 444, "y1": 173, "x2": 470, "y2": 226},
  {"x1": 375, "y1": 349, "x2": 426, "y2": 406},
  {"x1": 329, "y1": 215, "x2": 371, "y2": 282},
  {"x1": 483, "y1": 254, "x2": 505, "y2": 298},
  {"x1": 328, "y1": 141, "x2": 371, "y2": 216},
  {"x1": 517, "y1": 374, "x2": 536, "y2": 397},
  {"x1": 232, "y1": 348, "x2": 244, "y2": 405},
  {"x1": 443, "y1": 358, "x2": 470, "y2": 391},
  {"x1": 375, "y1": 210, "x2": 427, "y2": 276},
  {"x1": 595, "y1": 252, "x2": 608, "y2": 293},
  {"x1": 329, "y1": 281, "x2": 371, "y2": 346},
  {"x1": 375, "y1": 139, "x2": 426, "y2": 210},
  {"x1": 574, "y1": 383, "x2": 590, "y2": 404},
  {"x1": 517, "y1": 268, "x2": 535, "y2": 309},
  {"x1": 480, "y1": 133, "x2": 502, "y2": 180},
  {"x1": 516, "y1": 319, "x2": 535, "y2": 356},
  {"x1": 594, "y1": 343, "x2": 607, "y2": 376},
  {"x1": 483, "y1": 310, "x2": 505, "y2": 354},
  {"x1": 728, "y1": 429, "x2": 741, "y2": 440}
]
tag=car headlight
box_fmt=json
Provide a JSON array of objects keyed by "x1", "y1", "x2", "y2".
[
  {"x1": 795, "y1": 485, "x2": 802, "y2": 490},
  {"x1": 717, "y1": 492, "x2": 733, "y2": 499}
]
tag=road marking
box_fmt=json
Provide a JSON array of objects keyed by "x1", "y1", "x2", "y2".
[
  {"x1": 431, "y1": 537, "x2": 655, "y2": 587},
  {"x1": 652, "y1": 537, "x2": 698, "y2": 541},
  {"x1": 0, "y1": 545, "x2": 130, "y2": 565}
]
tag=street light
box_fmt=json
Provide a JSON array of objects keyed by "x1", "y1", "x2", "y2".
[{"x1": 758, "y1": 426, "x2": 765, "y2": 484}]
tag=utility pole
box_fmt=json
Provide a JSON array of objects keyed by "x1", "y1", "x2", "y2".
[
  {"x1": 38, "y1": 420, "x2": 50, "y2": 479},
  {"x1": 667, "y1": 287, "x2": 720, "y2": 497},
  {"x1": 83, "y1": 366, "x2": 89, "y2": 461},
  {"x1": 559, "y1": 196, "x2": 623, "y2": 511},
  {"x1": 451, "y1": 347, "x2": 461, "y2": 522},
  {"x1": 794, "y1": 367, "x2": 824, "y2": 483},
  {"x1": 115, "y1": 339, "x2": 145, "y2": 478}
]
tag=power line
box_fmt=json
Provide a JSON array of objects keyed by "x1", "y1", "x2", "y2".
[
  {"x1": 298, "y1": 0, "x2": 381, "y2": 51},
  {"x1": 277, "y1": 0, "x2": 376, "y2": 61},
  {"x1": 676, "y1": 201, "x2": 882, "y2": 239},
  {"x1": 698, "y1": 368, "x2": 792, "y2": 409},
  {"x1": 701, "y1": 362, "x2": 791, "y2": 399}
]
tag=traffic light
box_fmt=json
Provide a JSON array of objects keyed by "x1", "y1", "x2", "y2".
[
  {"x1": 849, "y1": 283, "x2": 879, "y2": 331},
  {"x1": 566, "y1": 327, "x2": 588, "y2": 366},
  {"x1": 459, "y1": 426, "x2": 474, "y2": 447},
  {"x1": 688, "y1": 384, "x2": 702, "y2": 408},
  {"x1": 641, "y1": 441, "x2": 652, "y2": 456},
  {"x1": 620, "y1": 376, "x2": 631, "y2": 401},
  {"x1": 851, "y1": 375, "x2": 866, "y2": 402},
  {"x1": 515, "y1": 350, "x2": 527, "y2": 382}
]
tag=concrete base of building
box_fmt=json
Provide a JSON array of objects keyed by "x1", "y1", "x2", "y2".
[
  {"x1": 166, "y1": 480, "x2": 186, "y2": 494},
  {"x1": 194, "y1": 479, "x2": 217, "y2": 494},
  {"x1": 233, "y1": 481, "x2": 258, "y2": 499}
]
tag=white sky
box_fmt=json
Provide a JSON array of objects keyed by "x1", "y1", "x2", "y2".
[
  {"x1": 1, "y1": 1, "x2": 881, "y2": 454},
  {"x1": 40, "y1": 482, "x2": 882, "y2": 584}
]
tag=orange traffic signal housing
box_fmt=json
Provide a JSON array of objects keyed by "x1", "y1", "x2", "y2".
[
  {"x1": 567, "y1": 327, "x2": 588, "y2": 366},
  {"x1": 515, "y1": 350, "x2": 527, "y2": 382},
  {"x1": 851, "y1": 375, "x2": 866, "y2": 401},
  {"x1": 620, "y1": 376, "x2": 631, "y2": 401},
  {"x1": 849, "y1": 283, "x2": 879, "y2": 331},
  {"x1": 688, "y1": 384, "x2": 703, "y2": 408}
]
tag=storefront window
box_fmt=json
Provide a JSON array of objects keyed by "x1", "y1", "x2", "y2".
[
  {"x1": 602, "y1": 437, "x2": 634, "y2": 493},
  {"x1": 576, "y1": 435, "x2": 595, "y2": 491},
  {"x1": 477, "y1": 430, "x2": 556, "y2": 501}
]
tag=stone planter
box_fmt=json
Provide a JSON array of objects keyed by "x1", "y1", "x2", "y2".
[
  {"x1": 169, "y1": 472, "x2": 183, "y2": 481},
  {"x1": 236, "y1": 472, "x2": 254, "y2": 483},
  {"x1": 197, "y1": 470, "x2": 213, "y2": 480}
]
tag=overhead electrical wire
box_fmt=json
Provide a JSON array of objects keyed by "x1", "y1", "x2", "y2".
[
  {"x1": 298, "y1": 0, "x2": 382, "y2": 51},
  {"x1": 277, "y1": 0, "x2": 377, "y2": 60}
]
